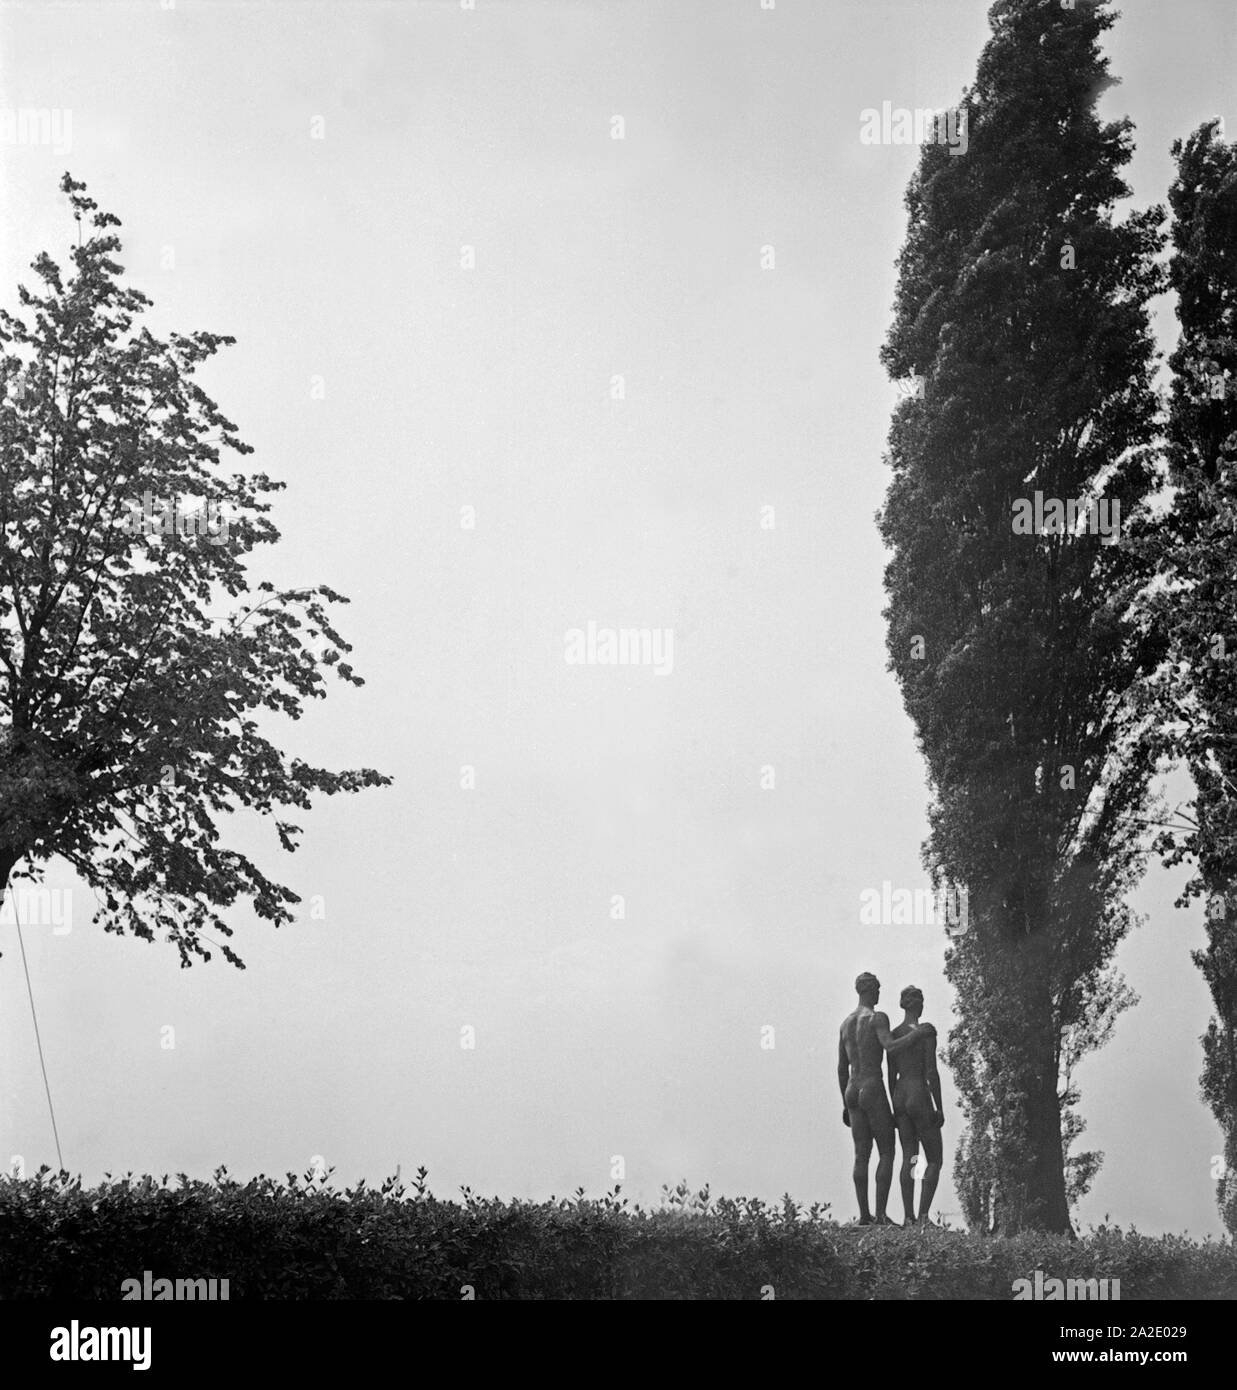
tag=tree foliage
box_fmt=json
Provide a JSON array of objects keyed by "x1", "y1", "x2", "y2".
[
  {"x1": 878, "y1": 0, "x2": 1165, "y2": 1232},
  {"x1": 1143, "y1": 120, "x2": 1237, "y2": 1234},
  {"x1": 0, "y1": 175, "x2": 389, "y2": 967}
]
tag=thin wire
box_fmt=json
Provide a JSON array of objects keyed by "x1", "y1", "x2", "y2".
[{"x1": 11, "y1": 888, "x2": 65, "y2": 1172}]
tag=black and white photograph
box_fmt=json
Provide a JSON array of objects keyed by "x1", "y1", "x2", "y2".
[{"x1": 0, "y1": 0, "x2": 1235, "y2": 1362}]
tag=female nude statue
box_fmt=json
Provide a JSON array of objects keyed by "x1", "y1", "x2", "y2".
[{"x1": 886, "y1": 985, "x2": 944, "y2": 1225}]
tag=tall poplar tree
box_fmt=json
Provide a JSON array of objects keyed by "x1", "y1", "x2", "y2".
[
  {"x1": 878, "y1": 0, "x2": 1165, "y2": 1232},
  {"x1": 1148, "y1": 119, "x2": 1237, "y2": 1234}
]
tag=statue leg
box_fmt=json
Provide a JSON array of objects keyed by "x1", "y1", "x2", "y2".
[
  {"x1": 865, "y1": 1084, "x2": 897, "y2": 1222},
  {"x1": 895, "y1": 1112, "x2": 918, "y2": 1224},
  {"x1": 918, "y1": 1116, "x2": 944, "y2": 1222},
  {"x1": 849, "y1": 1105, "x2": 874, "y2": 1222}
]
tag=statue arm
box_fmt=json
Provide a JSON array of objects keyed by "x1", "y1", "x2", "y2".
[
  {"x1": 926, "y1": 1031, "x2": 944, "y2": 1123},
  {"x1": 838, "y1": 1031, "x2": 851, "y2": 1126},
  {"x1": 875, "y1": 1013, "x2": 932, "y2": 1055}
]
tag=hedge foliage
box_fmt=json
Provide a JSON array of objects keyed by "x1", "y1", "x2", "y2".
[{"x1": 1, "y1": 1168, "x2": 1233, "y2": 1300}]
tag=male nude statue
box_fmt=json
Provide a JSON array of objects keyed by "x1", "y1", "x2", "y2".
[
  {"x1": 887, "y1": 984, "x2": 944, "y2": 1225},
  {"x1": 838, "y1": 971, "x2": 934, "y2": 1225}
]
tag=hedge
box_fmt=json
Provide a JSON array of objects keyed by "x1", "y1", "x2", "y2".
[{"x1": 1, "y1": 1168, "x2": 1233, "y2": 1299}]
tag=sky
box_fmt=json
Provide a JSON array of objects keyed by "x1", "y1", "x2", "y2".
[{"x1": 1, "y1": 0, "x2": 1235, "y2": 1236}]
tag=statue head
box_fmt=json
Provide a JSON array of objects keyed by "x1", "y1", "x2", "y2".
[
  {"x1": 855, "y1": 971, "x2": 880, "y2": 1005},
  {"x1": 900, "y1": 985, "x2": 924, "y2": 1017}
]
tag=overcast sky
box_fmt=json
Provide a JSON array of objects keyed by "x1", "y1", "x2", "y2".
[{"x1": 2, "y1": 0, "x2": 1235, "y2": 1235}]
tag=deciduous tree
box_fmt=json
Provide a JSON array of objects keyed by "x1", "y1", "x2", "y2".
[{"x1": 0, "y1": 175, "x2": 389, "y2": 967}]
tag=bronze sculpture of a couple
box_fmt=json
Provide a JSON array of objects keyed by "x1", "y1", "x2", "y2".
[{"x1": 838, "y1": 971, "x2": 944, "y2": 1225}]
